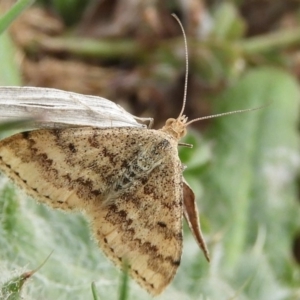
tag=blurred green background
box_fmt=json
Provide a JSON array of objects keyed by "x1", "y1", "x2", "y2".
[{"x1": 0, "y1": 1, "x2": 300, "y2": 299}]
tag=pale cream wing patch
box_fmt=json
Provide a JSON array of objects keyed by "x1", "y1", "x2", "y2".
[{"x1": 0, "y1": 127, "x2": 183, "y2": 295}]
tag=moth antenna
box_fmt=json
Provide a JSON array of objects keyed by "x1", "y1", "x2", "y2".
[
  {"x1": 171, "y1": 14, "x2": 188, "y2": 119},
  {"x1": 186, "y1": 103, "x2": 271, "y2": 126},
  {"x1": 171, "y1": 14, "x2": 269, "y2": 128}
]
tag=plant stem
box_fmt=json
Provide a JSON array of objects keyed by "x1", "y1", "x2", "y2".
[
  {"x1": 0, "y1": 0, "x2": 35, "y2": 35},
  {"x1": 238, "y1": 27, "x2": 300, "y2": 54}
]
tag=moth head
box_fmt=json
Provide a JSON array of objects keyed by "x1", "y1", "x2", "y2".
[{"x1": 161, "y1": 116, "x2": 187, "y2": 140}]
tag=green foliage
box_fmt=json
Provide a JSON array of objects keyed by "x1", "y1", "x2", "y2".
[
  {"x1": 0, "y1": 252, "x2": 51, "y2": 300},
  {"x1": 0, "y1": 0, "x2": 34, "y2": 35},
  {"x1": 0, "y1": 33, "x2": 21, "y2": 86},
  {"x1": 178, "y1": 67, "x2": 300, "y2": 300},
  {"x1": 118, "y1": 261, "x2": 130, "y2": 300},
  {"x1": 0, "y1": 0, "x2": 30, "y2": 85},
  {"x1": 91, "y1": 282, "x2": 100, "y2": 300},
  {"x1": 211, "y1": 2, "x2": 246, "y2": 40},
  {"x1": 36, "y1": 0, "x2": 91, "y2": 26},
  {"x1": 1, "y1": 273, "x2": 27, "y2": 300}
]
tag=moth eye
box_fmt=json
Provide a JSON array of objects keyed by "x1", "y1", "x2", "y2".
[
  {"x1": 181, "y1": 128, "x2": 187, "y2": 136},
  {"x1": 166, "y1": 118, "x2": 176, "y2": 126}
]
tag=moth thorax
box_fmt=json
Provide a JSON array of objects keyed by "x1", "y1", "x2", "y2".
[{"x1": 161, "y1": 117, "x2": 187, "y2": 140}]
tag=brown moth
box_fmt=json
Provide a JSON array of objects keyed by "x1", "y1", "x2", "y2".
[{"x1": 0, "y1": 15, "x2": 260, "y2": 295}]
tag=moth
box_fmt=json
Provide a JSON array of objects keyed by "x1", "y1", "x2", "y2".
[{"x1": 0, "y1": 15, "x2": 258, "y2": 295}]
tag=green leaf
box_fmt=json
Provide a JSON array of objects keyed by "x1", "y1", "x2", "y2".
[
  {"x1": 201, "y1": 67, "x2": 300, "y2": 298},
  {"x1": 91, "y1": 282, "x2": 100, "y2": 300},
  {"x1": 51, "y1": 0, "x2": 90, "y2": 26},
  {"x1": 118, "y1": 261, "x2": 130, "y2": 300},
  {"x1": 211, "y1": 2, "x2": 246, "y2": 41},
  {"x1": 0, "y1": 0, "x2": 35, "y2": 34},
  {"x1": 0, "y1": 252, "x2": 51, "y2": 300},
  {"x1": 1, "y1": 273, "x2": 28, "y2": 300},
  {"x1": 0, "y1": 33, "x2": 22, "y2": 85},
  {"x1": 0, "y1": 0, "x2": 35, "y2": 85}
]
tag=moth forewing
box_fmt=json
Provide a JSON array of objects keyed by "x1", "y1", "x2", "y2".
[
  {"x1": 77, "y1": 128, "x2": 184, "y2": 295},
  {"x1": 0, "y1": 126, "x2": 184, "y2": 295}
]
